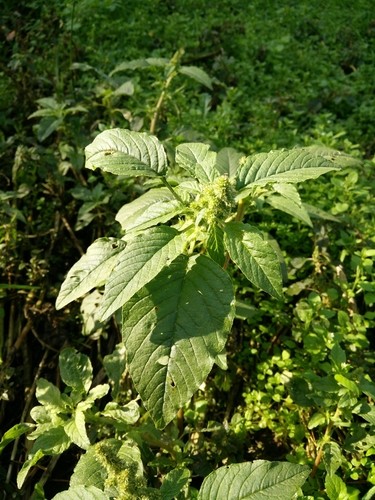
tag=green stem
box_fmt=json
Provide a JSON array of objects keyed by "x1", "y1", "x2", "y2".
[
  {"x1": 149, "y1": 49, "x2": 184, "y2": 135},
  {"x1": 160, "y1": 176, "x2": 185, "y2": 204},
  {"x1": 310, "y1": 407, "x2": 340, "y2": 478}
]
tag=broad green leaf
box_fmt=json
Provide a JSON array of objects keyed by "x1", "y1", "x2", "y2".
[
  {"x1": 334, "y1": 374, "x2": 361, "y2": 396},
  {"x1": 85, "y1": 129, "x2": 167, "y2": 177},
  {"x1": 36, "y1": 117, "x2": 64, "y2": 142},
  {"x1": 30, "y1": 425, "x2": 71, "y2": 455},
  {"x1": 64, "y1": 411, "x2": 90, "y2": 450},
  {"x1": 323, "y1": 442, "x2": 344, "y2": 476},
  {"x1": 123, "y1": 254, "x2": 235, "y2": 428},
  {"x1": 99, "y1": 226, "x2": 185, "y2": 321},
  {"x1": 308, "y1": 412, "x2": 327, "y2": 429},
  {"x1": 160, "y1": 468, "x2": 191, "y2": 500},
  {"x1": 30, "y1": 406, "x2": 60, "y2": 425},
  {"x1": 178, "y1": 65, "x2": 213, "y2": 89},
  {"x1": 175, "y1": 143, "x2": 219, "y2": 183},
  {"x1": 109, "y1": 57, "x2": 169, "y2": 75},
  {"x1": 325, "y1": 474, "x2": 348, "y2": 500},
  {"x1": 17, "y1": 449, "x2": 45, "y2": 489},
  {"x1": 112, "y1": 80, "x2": 134, "y2": 96},
  {"x1": 0, "y1": 423, "x2": 34, "y2": 454},
  {"x1": 36, "y1": 378, "x2": 66, "y2": 412},
  {"x1": 216, "y1": 147, "x2": 243, "y2": 178},
  {"x1": 59, "y1": 348, "x2": 93, "y2": 395},
  {"x1": 198, "y1": 460, "x2": 310, "y2": 500},
  {"x1": 115, "y1": 187, "x2": 182, "y2": 232},
  {"x1": 303, "y1": 145, "x2": 362, "y2": 167},
  {"x1": 236, "y1": 148, "x2": 340, "y2": 191},
  {"x1": 101, "y1": 401, "x2": 140, "y2": 425},
  {"x1": 53, "y1": 485, "x2": 109, "y2": 500},
  {"x1": 70, "y1": 445, "x2": 108, "y2": 489},
  {"x1": 304, "y1": 203, "x2": 340, "y2": 222},
  {"x1": 56, "y1": 237, "x2": 126, "y2": 310},
  {"x1": 224, "y1": 222, "x2": 283, "y2": 300},
  {"x1": 265, "y1": 195, "x2": 312, "y2": 226},
  {"x1": 70, "y1": 439, "x2": 143, "y2": 491}
]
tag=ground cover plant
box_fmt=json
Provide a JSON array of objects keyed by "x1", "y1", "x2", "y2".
[{"x1": 1, "y1": 0, "x2": 375, "y2": 498}]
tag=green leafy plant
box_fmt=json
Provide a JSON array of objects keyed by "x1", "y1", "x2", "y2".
[{"x1": 55, "y1": 128, "x2": 355, "y2": 430}]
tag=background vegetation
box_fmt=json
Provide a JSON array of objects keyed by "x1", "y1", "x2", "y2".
[{"x1": 1, "y1": 0, "x2": 374, "y2": 498}]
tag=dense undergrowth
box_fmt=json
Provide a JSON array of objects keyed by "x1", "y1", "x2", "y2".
[{"x1": 0, "y1": 0, "x2": 374, "y2": 498}]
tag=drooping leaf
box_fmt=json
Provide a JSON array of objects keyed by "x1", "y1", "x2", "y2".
[
  {"x1": 115, "y1": 187, "x2": 182, "y2": 232},
  {"x1": 175, "y1": 143, "x2": 219, "y2": 183},
  {"x1": 224, "y1": 222, "x2": 283, "y2": 299},
  {"x1": 17, "y1": 449, "x2": 45, "y2": 489},
  {"x1": 0, "y1": 423, "x2": 34, "y2": 454},
  {"x1": 56, "y1": 237, "x2": 126, "y2": 310},
  {"x1": 265, "y1": 195, "x2": 312, "y2": 226},
  {"x1": 304, "y1": 203, "x2": 340, "y2": 222},
  {"x1": 178, "y1": 65, "x2": 213, "y2": 89},
  {"x1": 198, "y1": 460, "x2": 310, "y2": 500},
  {"x1": 236, "y1": 148, "x2": 340, "y2": 191},
  {"x1": 123, "y1": 254, "x2": 235, "y2": 428},
  {"x1": 99, "y1": 226, "x2": 185, "y2": 321},
  {"x1": 266, "y1": 183, "x2": 312, "y2": 226},
  {"x1": 85, "y1": 129, "x2": 167, "y2": 177},
  {"x1": 59, "y1": 348, "x2": 93, "y2": 395},
  {"x1": 109, "y1": 57, "x2": 169, "y2": 75}
]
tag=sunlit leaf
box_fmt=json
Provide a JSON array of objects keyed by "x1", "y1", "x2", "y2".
[
  {"x1": 175, "y1": 143, "x2": 219, "y2": 183},
  {"x1": 224, "y1": 222, "x2": 283, "y2": 299},
  {"x1": 85, "y1": 129, "x2": 167, "y2": 177},
  {"x1": 115, "y1": 187, "x2": 182, "y2": 232},
  {"x1": 198, "y1": 460, "x2": 310, "y2": 499},
  {"x1": 99, "y1": 226, "x2": 185, "y2": 320},
  {"x1": 56, "y1": 237, "x2": 126, "y2": 310},
  {"x1": 236, "y1": 148, "x2": 340, "y2": 191},
  {"x1": 123, "y1": 254, "x2": 234, "y2": 428}
]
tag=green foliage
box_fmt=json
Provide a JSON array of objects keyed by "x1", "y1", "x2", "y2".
[
  {"x1": 56, "y1": 129, "x2": 353, "y2": 431},
  {"x1": 1, "y1": 1, "x2": 375, "y2": 498}
]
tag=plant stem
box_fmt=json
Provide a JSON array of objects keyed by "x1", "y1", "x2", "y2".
[
  {"x1": 310, "y1": 407, "x2": 340, "y2": 478},
  {"x1": 149, "y1": 49, "x2": 184, "y2": 134},
  {"x1": 160, "y1": 176, "x2": 185, "y2": 204}
]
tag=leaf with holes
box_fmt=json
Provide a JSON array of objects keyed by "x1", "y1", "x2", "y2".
[
  {"x1": 224, "y1": 222, "x2": 283, "y2": 300},
  {"x1": 122, "y1": 254, "x2": 234, "y2": 428},
  {"x1": 85, "y1": 128, "x2": 167, "y2": 177}
]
